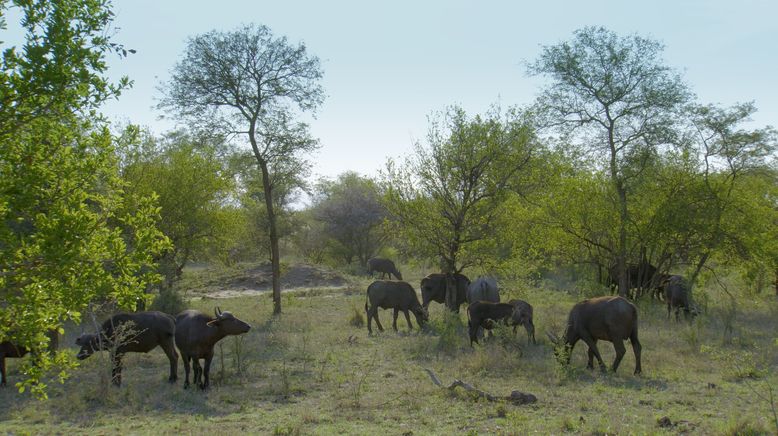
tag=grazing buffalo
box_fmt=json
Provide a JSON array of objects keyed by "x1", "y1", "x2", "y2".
[
  {"x1": 548, "y1": 296, "x2": 642, "y2": 375},
  {"x1": 75, "y1": 311, "x2": 178, "y2": 386},
  {"x1": 466, "y1": 301, "x2": 516, "y2": 346},
  {"x1": 467, "y1": 276, "x2": 500, "y2": 304},
  {"x1": 508, "y1": 299, "x2": 536, "y2": 345},
  {"x1": 0, "y1": 342, "x2": 27, "y2": 388},
  {"x1": 608, "y1": 263, "x2": 659, "y2": 299},
  {"x1": 175, "y1": 308, "x2": 251, "y2": 390},
  {"x1": 367, "y1": 257, "x2": 403, "y2": 280},
  {"x1": 0, "y1": 329, "x2": 58, "y2": 387},
  {"x1": 420, "y1": 273, "x2": 470, "y2": 312},
  {"x1": 365, "y1": 280, "x2": 428, "y2": 334},
  {"x1": 664, "y1": 275, "x2": 697, "y2": 321}
]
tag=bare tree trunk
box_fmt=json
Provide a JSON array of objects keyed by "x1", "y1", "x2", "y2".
[{"x1": 258, "y1": 159, "x2": 282, "y2": 315}]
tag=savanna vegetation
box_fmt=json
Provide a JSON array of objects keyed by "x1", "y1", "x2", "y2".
[{"x1": 1, "y1": 1, "x2": 776, "y2": 434}]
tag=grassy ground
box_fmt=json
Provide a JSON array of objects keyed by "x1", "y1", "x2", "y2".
[{"x1": 1, "y1": 263, "x2": 777, "y2": 435}]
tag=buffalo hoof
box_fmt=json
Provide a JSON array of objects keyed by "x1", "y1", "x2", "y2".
[
  {"x1": 198, "y1": 383, "x2": 208, "y2": 390},
  {"x1": 183, "y1": 382, "x2": 190, "y2": 389},
  {"x1": 168, "y1": 376, "x2": 177, "y2": 383}
]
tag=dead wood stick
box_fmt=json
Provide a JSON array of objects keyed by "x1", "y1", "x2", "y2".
[{"x1": 423, "y1": 368, "x2": 537, "y2": 405}]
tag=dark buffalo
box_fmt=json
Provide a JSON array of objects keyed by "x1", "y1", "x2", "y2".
[
  {"x1": 608, "y1": 263, "x2": 659, "y2": 299},
  {"x1": 175, "y1": 308, "x2": 251, "y2": 390},
  {"x1": 365, "y1": 280, "x2": 428, "y2": 334},
  {"x1": 367, "y1": 257, "x2": 403, "y2": 280},
  {"x1": 466, "y1": 301, "x2": 516, "y2": 346},
  {"x1": 508, "y1": 299, "x2": 536, "y2": 345},
  {"x1": 75, "y1": 311, "x2": 178, "y2": 386},
  {"x1": 548, "y1": 296, "x2": 642, "y2": 375},
  {"x1": 0, "y1": 342, "x2": 27, "y2": 388},
  {"x1": 664, "y1": 275, "x2": 697, "y2": 321},
  {"x1": 0, "y1": 329, "x2": 58, "y2": 387},
  {"x1": 420, "y1": 273, "x2": 470, "y2": 312}
]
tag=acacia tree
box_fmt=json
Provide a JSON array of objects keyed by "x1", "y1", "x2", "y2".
[
  {"x1": 0, "y1": 0, "x2": 168, "y2": 396},
  {"x1": 529, "y1": 26, "x2": 690, "y2": 297},
  {"x1": 384, "y1": 106, "x2": 535, "y2": 310},
  {"x1": 159, "y1": 24, "x2": 324, "y2": 314}
]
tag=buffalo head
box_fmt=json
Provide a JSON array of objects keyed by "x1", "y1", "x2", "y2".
[{"x1": 206, "y1": 307, "x2": 251, "y2": 335}]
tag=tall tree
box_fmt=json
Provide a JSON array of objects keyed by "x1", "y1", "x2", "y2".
[
  {"x1": 528, "y1": 26, "x2": 691, "y2": 297},
  {"x1": 0, "y1": 0, "x2": 168, "y2": 396},
  {"x1": 384, "y1": 105, "x2": 535, "y2": 310},
  {"x1": 159, "y1": 24, "x2": 324, "y2": 314}
]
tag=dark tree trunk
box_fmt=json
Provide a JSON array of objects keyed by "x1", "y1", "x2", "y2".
[{"x1": 258, "y1": 159, "x2": 282, "y2": 315}]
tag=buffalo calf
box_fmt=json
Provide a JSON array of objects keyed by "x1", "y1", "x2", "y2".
[
  {"x1": 508, "y1": 299, "x2": 536, "y2": 345},
  {"x1": 548, "y1": 296, "x2": 641, "y2": 375},
  {"x1": 467, "y1": 301, "x2": 516, "y2": 346},
  {"x1": 175, "y1": 308, "x2": 251, "y2": 390},
  {"x1": 664, "y1": 275, "x2": 697, "y2": 321},
  {"x1": 365, "y1": 280, "x2": 428, "y2": 334}
]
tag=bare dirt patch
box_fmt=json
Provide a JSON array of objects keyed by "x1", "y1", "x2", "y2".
[{"x1": 188, "y1": 262, "x2": 351, "y2": 298}]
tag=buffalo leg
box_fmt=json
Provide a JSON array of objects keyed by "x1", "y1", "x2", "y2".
[
  {"x1": 0, "y1": 356, "x2": 6, "y2": 387},
  {"x1": 182, "y1": 354, "x2": 192, "y2": 389},
  {"x1": 586, "y1": 343, "x2": 596, "y2": 369},
  {"x1": 611, "y1": 340, "x2": 627, "y2": 372},
  {"x1": 630, "y1": 328, "x2": 642, "y2": 375},
  {"x1": 201, "y1": 352, "x2": 214, "y2": 390},
  {"x1": 366, "y1": 306, "x2": 373, "y2": 335},
  {"x1": 402, "y1": 310, "x2": 413, "y2": 331},
  {"x1": 392, "y1": 309, "x2": 399, "y2": 332},
  {"x1": 111, "y1": 354, "x2": 123, "y2": 387},
  {"x1": 373, "y1": 309, "x2": 385, "y2": 332},
  {"x1": 526, "y1": 321, "x2": 536, "y2": 345},
  {"x1": 161, "y1": 339, "x2": 178, "y2": 383},
  {"x1": 192, "y1": 359, "x2": 202, "y2": 387},
  {"x1": 580, "y1": 334, "x2": 606, "y2": 371}
]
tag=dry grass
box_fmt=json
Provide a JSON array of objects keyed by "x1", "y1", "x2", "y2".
[{"x1": 1, "y1": 265, "x2": 777, "y2": 434}]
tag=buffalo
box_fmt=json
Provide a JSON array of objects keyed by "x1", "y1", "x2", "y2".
[
  {"x1": 508, "y1": 299, "x2": 536, "y2": 345},
  {"x1": 608, "y1": 263, "x2": 659, "y2": 299},
  {"x1": 75, "y1": 311, "x2": 178, "y2": 386},
  {"x1": 664, "y1": 275, "x2": 697, "y2": 321},
  {"x1": 467, "y1": 276, "x2": 500, "y2": 304},
  {"x1": 365, "y1": 280, "x2": 428, "y2": 334},
  {"x1": 0, "y1": 329, "x2": 58, "y2": 387},
  {"x1": 175, "y1": 308, "x2": 251, "y2": 390},
  {"x1": 466, "y1": 301, "x2": 516, "y2": 346},
  {"x1": 548, "y1": 296, "x2": 642, "y2": 375},
  {"x1": 367, "y1": 257, "x2": 403, "y2": 280},
  {"x1": 420, "y1": 273, "x2": 470, "y2": 312},
  {"x1": 0, "y1": 341, "x2": 27, "y2": 388}
]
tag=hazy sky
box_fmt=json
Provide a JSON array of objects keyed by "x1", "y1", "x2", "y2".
[{"x1": 13, "y1": 1, "x2": 778, "y2": 179}]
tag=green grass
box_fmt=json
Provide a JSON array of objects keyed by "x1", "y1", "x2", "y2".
[{"x1": 1, "y1": 266, "x2": 777, "y2": 434}]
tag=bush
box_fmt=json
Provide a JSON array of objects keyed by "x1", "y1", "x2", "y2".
[
  {"x1": 348, "y1": 304, "x2": 364, "y2": 328},
  {"x1": 150, "y1": 287, "x2": 187, "y2": 316}
]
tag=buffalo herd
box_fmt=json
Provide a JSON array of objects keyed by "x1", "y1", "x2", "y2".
[
  {"x1": 364, "y1": 258, "x2": 697, "y2": 375},
  {"x1": 0, "y1": 259, "x2": 697, "y2": 389}
]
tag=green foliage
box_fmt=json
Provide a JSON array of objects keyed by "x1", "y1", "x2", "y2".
[
  {"x1": 149, "y1": 287, "x2": 187, "y2": 316},
  {"x1": 307, "y1": 172, "x2": 387, "y2": 267},
  {"x1": 383, "y1": 104, "x2": 537, "y2": 273},
  {"x1": 0, "y1": 0, "x2": 168, "y2": 397},
  {"x1": 117, "y1": 127, "x2": 238, "y2": 286}
]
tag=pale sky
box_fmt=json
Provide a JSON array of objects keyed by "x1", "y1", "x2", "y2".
[{"x1": 9, "y1": 1, "x2": 778, "y2": 179}]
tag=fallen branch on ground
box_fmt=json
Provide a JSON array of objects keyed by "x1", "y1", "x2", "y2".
[{"x1": 423, "y1": 368, "x2": 537, "y2": 405}]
